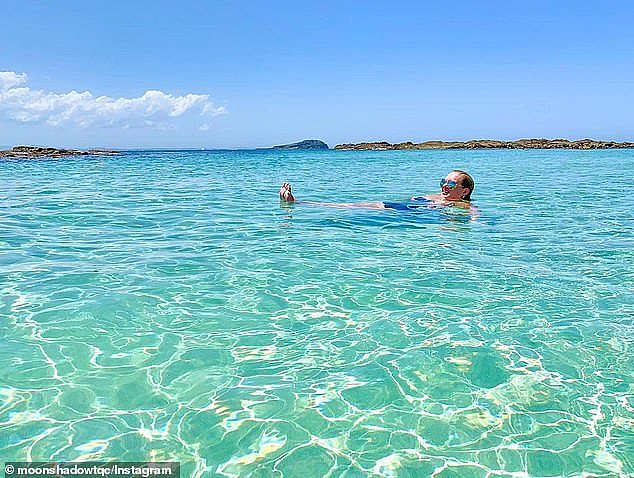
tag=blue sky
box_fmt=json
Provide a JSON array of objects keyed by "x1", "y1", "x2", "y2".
[{"x1": 1, "y1": 0, "x2": 633, "y2": 148}]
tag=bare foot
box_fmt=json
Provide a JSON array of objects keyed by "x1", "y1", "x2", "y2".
[{"x1": 279, "y1": 182, "x2": 295, "y2": 203}]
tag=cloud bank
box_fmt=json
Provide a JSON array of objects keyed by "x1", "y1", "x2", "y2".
[{"x1": 0, "y1": 71, "x2": 227, "y2": 129}]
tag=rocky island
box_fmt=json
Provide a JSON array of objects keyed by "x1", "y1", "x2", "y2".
[
  {"x1": 271, "y1": 139, "x2": 329, "y2": 150},
  {"x1": 0, "y1": 146, "x2": 119, "y2": 159},
  {"x1": 334, "y1": 138, "x2": 634, "y2": 150}
]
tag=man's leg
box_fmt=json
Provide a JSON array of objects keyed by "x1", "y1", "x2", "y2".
[{"x1": 279, "y1": 183, "x2": 384, "y2": 209}]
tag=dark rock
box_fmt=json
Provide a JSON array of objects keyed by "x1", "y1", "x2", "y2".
[
  {"x1": 271, "y1": 139, "x2": 329, "y2": 150},
  {"x1": 0, "y1": 146, "x2": 119, "y2": 159},
  {"x1": 334, "y1": 138, "x2": 634, "y2": 150}
]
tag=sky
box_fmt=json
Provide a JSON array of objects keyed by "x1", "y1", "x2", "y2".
[{"x1": 1, "y1": 0, "x2": 634, "y2": 149}]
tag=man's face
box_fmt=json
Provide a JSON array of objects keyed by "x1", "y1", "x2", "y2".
[{"x1": 440, "y1": 172, "x2": 469, "y2": 201}]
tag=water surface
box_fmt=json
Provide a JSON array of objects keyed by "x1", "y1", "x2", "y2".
[{"x1": 1, "y1": 149, "x2": 633, "y2": 477}]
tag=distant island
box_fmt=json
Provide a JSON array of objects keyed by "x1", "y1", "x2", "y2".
[
  {"x1": 1, "y1": 146, "x2": 119, "y2": 158},
  {"x1": 271, "y1": 139, "x2": 329, "y2": 150},
  {"x1": 334, "y1": 138, "x2": 634, "y2": 150}
]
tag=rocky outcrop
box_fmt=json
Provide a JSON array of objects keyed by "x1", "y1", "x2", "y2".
[
  {"x1": 0, "y1": 146, "x2": 119, "y2": 159},
  {"x1": 271, "y1": 139, "x2": 329, "y2": 150},
  {"x1": 334, "y1": 139, "x2": 634, "y2": 150}
]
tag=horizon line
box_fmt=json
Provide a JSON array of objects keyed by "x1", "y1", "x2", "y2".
[{"x1": 3, "y1": 136, "x2": 634, "y2": 152}]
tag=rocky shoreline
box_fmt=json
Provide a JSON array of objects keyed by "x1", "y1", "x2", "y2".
[
  {"x1": 334, "y1": 138, "x2": 634, "y2": 150},
  {"x1": 0, "y1": 146, "x2": 119, "y2": 159}
]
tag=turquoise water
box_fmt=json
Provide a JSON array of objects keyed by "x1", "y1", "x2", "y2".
[{"x1": 1, "y1": 149, "x2": 633, "y2": 477}]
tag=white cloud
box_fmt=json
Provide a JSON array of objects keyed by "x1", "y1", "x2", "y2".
[
  {"x1": 0, "y1": 71, "x2": 28, "y2": 91},
  {"x1": 0, "y1": 71, "x2": 227, "y2": 129}
]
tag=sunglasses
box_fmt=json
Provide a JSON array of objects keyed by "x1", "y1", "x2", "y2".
[{"x1": 440, "y1": 178, "x2": 459, "y2": 189}]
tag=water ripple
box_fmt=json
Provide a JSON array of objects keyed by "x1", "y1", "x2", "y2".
[{"x1": 1, "y1": 149, "x2": 633, "y2": 476}]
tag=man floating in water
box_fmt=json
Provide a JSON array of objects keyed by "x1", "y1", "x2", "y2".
[{"x1": 280, "y1": 170, "x2": 476, "y2": 212}]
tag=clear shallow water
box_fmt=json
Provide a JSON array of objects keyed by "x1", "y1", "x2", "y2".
[{"x1": 1, "y1": 149, "x2": 633, "y2": 477}]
